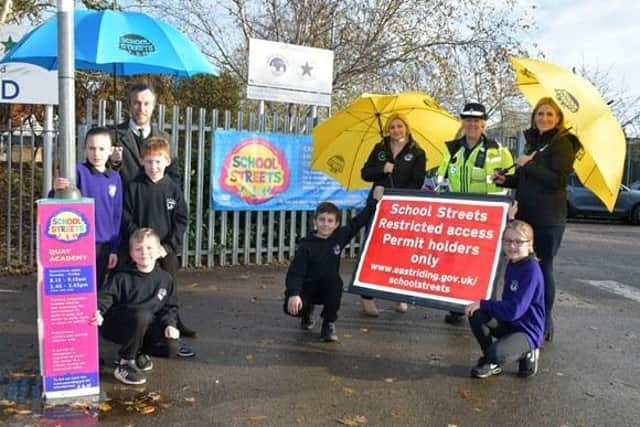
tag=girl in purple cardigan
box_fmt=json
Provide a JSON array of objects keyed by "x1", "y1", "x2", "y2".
[{"x1": 464, "y1": 220, "x2": 545, "y2": 379}]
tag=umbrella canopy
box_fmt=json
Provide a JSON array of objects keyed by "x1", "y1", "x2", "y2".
[
  {"x1": 311, "y1": 92, "x2": 461, "y2": 190},
  {"x1": 1, "y1": 9, "x2": 217, "y2": 76},
  {"x1": 511, "y1": 57, "x2": 625, "y2": 212}
]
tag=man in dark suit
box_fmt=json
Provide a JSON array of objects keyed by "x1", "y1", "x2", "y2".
[{"x1": 110, "y1": 82, "x2": 180, "y2": 186}]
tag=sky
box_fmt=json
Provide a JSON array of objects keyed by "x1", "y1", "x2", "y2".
[{"x1": 528, "y1": 0, "x2": 640, "y2": 98}]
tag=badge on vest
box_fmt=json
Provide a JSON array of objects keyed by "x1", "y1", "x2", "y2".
[
  {"x1": 108, "y1": 184, "x2": 117, "y2": 198},
  {"x1": 509, "y1": 280, "x2": 519, "y2": 292},
  {"x1": 403, "y1": 153, "x2": 414, "y2": 162},
  {"x1": 333, "y1": 244, "x2": 341, "y2": 255},
  {"x1": 377, "y1": 151, "x2": 387, "y2": 161},
  {"x1": 166, "y1": 198, "x2": 176, "y2": 210},
  {"x1": 157, "y1": 288, "x2": 167, "y2": 301}
]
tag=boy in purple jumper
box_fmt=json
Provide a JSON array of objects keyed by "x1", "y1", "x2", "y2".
[
  {"x1": 464, "y1": 220, "x2": 545, "y2": 378},
  {"x1": 54, "y1": 127, "x2": 122, "y2": 290}
]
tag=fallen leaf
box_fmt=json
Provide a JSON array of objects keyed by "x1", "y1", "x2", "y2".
[
  {"x1": 186, "y1": 282, "x2": 200, "y2": 288},
  {"x1": 342, "y1": 387, "x2": 356, "y2": 396},
  {"x1": 159, "y1": 403, "x2": 171, "y2": 409},
  {"x1": 337, "y1": 415, "x2": 367, "y2": 426},
  {"x1": 15, "y1": 409, "x2": 32, "y2": 415},
  {"x1": 147, "y1": 391, "x2": 161, "y2": 401},
  {"x1": 245, "y1": 354, "x2": 255, "y2": 361},
  {"x1": 448, "y1": 424, "x2": 458, "y2": 427},
  {"x1": 359, "y1": 328, "x2": 369, "y2": 333},
  {"x1": 139, "y1": 406, "x2": 155, "y2": 415},
  {"x1": 98, "y1": 403, "x2": 112, "y2": 412},
  {"x1": 184, "y1": 397, "x2": 196, "y2": 403},
  {"x1": 390, "y1": 409, "x2": 402, "y2": 418},
  {"x1": 247, "y1": 415, "x2": 267, "y2": 421},
  {"x1": 384, "y1": 378, "x2": 396, "y2": 383},
  {"x1": 458, "y1": 388, "x2": 481, "y2": 403},
  {"x1": 343, "y1": 334, "x2": 353, "y2": 338}
]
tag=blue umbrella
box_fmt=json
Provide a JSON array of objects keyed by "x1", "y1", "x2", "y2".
[{"x1": 1, "y1": 9, "x2": 218, "y2": 77}]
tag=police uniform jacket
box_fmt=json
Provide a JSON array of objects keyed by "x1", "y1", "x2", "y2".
[{"x1": 438, "y1": 135, "x2": 513, "y2": 195}]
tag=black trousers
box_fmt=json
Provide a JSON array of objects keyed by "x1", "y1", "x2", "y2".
[
  {"x1": 469, "y1": 309, "x2": 530, "y2": 365},
  {"x1": 285, "y1": 272, "x2": 344, "y2": 323},
  {"x1": 95, "y1": 242, "x2": 112, "y2": 292},
  {"x1": 101, "y1": 306, "x2": 178, "y2": 360},
  {"x1": 531, "y1": 224, "x2": 565, "y2": 334}
]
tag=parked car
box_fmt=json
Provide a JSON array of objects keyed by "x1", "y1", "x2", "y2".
[{"x1": 567, "y1": 174, "x2": 640, "y2": 224}]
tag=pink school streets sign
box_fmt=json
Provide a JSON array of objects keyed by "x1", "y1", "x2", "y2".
[{"x1": 37, "y1": 199, "x2": 99, "y2": 399}]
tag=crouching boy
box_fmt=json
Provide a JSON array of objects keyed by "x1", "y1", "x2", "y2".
[
  {"x1": 90, "y1": 228, "x2": 180, "y2": 385},
  {"x1": 284, "y1": 186, "x2": 383, "y2": 342}
]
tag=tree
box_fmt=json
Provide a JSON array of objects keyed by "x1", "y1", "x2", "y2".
[{"x1": 146, "y1": 0, "x2": 537, "y2": 121}]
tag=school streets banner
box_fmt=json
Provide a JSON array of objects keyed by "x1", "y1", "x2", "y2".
[
  {"x1": 350, "y1": 190, "x2": 510, "y2": 311},
  {"x1": 211, "y1": 130, "x2": 368, "y2": 210}
]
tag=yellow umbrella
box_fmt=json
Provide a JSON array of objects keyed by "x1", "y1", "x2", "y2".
[
  {"x1": 311, "y1": 92, "x2": 461, "y2": 190},
  {"x1": 511, "y1": 57, "x2": 626, "y2": 212}
]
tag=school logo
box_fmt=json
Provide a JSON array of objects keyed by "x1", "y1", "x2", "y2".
[
  {"x1": 509, "y1": 280, "x2": 519, "y2": 292},
  {"x1": 46, "y1": 210, "x2": 90, "y2": 242},
  {"x1": 157, "y1": 288, "x2": 167, "y2": 301},
  {"x1": 267, "y1": 55, "x2": 287, "y2": 75},
  {"x1": 119, "y1": 34, "x2": 155, "y2": 57},
  {"x1": 333, "y1": 244, "x2": 341, "y2": 255},
  {"x1": 377, "y1": 152, "x2": 386, "y2": 161},
  {"x1": 220, "y1": 137, "x2": 290, "y2": 204},
  {"x1": 449, "y1": 164, "x2": 457, "y2": 174},
  {"x1": 166, "y1": 198, "x2": 176, "y2": 210},
  {"x1": 403, "y1": 153, "x2": 414, "y2": 162},
  {"x1": 108, "y1": 184, "x2": 117, "y2": 198}
]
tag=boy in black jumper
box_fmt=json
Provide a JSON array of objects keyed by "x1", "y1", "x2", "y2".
[
  {"x1": 122, "y1": 138, "x2": 197, "y2": 346},
  {"x1": 91, "y1": 228, "x2": 179, "y2": 385},
  {"x1": 284, "y1": 186, "x2": 383, "y2": 342}
]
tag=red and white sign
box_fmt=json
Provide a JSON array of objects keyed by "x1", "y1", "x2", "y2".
[{"x1": 352, "y1": 193, "x2": 509, "y2": 309}]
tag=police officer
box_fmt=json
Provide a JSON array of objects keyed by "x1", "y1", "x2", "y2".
[{"x1": 437, "y1": 102, "x2": 514, "y2": 325}]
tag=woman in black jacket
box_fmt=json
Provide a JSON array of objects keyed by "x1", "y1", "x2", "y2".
[
  {"x1": 492, "y1": 97, "x2": 579, "y2": 342},
  {"x1": 359, "y1": 113, "x2": 427, "y2": 316}
]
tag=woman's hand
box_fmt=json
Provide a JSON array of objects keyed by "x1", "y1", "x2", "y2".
[
  {"x1": 515, "y1": 153, "x2": 534, "y2": 167},
  {"x1": 491, "y1": 170, "x2": 506, "y2": 185},
  {"x1": 287, "y1": 296, "x2": 303, "y2": 315},
  {"x1": 383, "y1": 162, "x2": 394, "y2": 174}
]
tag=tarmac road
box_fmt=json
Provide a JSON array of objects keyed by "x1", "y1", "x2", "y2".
[{"x1": 1, "y1": 220, "x2": 639, "y2": 426}]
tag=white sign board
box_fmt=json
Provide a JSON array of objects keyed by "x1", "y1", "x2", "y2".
[
  {"x1": 0, "y1": 63, "x2": 59, "y2": 105},
  {"x1": 247, "y1": 38, "x2": 333, "y2": 107}
]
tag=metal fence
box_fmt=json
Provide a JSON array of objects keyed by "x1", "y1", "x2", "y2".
[{"x1": 1, "y1": 100, "x2": 367, "y2": 271}]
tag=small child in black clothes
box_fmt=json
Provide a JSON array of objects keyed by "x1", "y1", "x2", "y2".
[
  {"x1": 91, "y1": 228, "x2": 179, "y2": 385},
  {"x1": 284, "y1": 186, "x2": 383, "y2": 342}
]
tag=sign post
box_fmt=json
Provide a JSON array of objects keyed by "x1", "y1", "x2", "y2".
[
  {"x1": 350, "y1": 190, "x2": 510, "y2": 312},
  {"x1": 37, "y1": 198, "x2": 99, "y2": 400}
]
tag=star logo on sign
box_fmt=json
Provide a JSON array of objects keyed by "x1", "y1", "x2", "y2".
[
  {"x1": 1, "y1": 36, "x2": 16, "y2": 53},
  {"x1": 301, "y1": 61, "x2": 313, "y2": 76}
]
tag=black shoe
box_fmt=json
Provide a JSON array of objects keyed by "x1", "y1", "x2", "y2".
[
  {"x1": 320, "y1": 321, "x2": 338, "y2": 342},
  {"x1": 300, "y1": 305, "x2": 316, "y2": 331},
  {"x1": 135, "y1": 353, "x2": 153, "y2": 372},
  {"x1": 444, "y1": 312, "x2": 465, "y2": 325},
  {"x1": 114, "y1": 361, "x2": 146, "y2": 385},
  {"x1": 471, "y1": 361, "x2": 502, "y2": 379},
  {"x1": 518, "y1": 349, "x2": 539, "y2": 378},
  {"x1": 177, "y1": 341, "x2": 196, "y2": 358}
]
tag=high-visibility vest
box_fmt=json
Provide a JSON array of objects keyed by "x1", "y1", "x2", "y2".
[{"x1": 437, "y1": 135, "x2": 513, "y2": 195}]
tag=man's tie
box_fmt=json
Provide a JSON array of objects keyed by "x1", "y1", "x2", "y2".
[{"x1": 136, "y1": 128, "x2": 144, "y2": 153}]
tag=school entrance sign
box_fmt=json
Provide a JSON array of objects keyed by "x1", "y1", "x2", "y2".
[{"x1": 350, "y1": 190, "x2": 510, "y2": 312}]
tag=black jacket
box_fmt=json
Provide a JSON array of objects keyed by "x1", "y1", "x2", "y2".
[
  {"x1": 123, "y1": 174, "x2": 188, "y2": 254},
  {"x1": 112, "y1": 122, "x2": 180, "y2": 186},
  {"x1": 361, "y1": 136, "x2": 426, "y2": 197},
  {"x1": 98, "y1": 265, "x2": 178, "y2": 328},
  {"x1": 285, "y1": 200, "x2": 376, "y2": 297},
  {"x1": 500, "y1": 128, "x2": 578, "y2": 226}
]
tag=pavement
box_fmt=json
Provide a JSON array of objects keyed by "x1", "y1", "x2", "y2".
[{"x1": 1, "y1": 221, "x2": 640, "y2": 426}]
